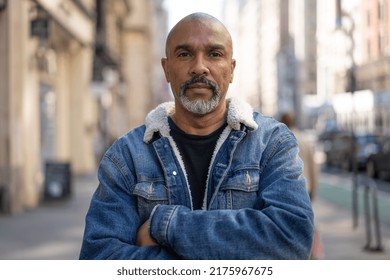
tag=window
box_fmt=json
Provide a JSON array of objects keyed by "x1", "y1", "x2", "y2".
[
  {"x1": 378, "y1": 0, "x2": 385, "y2": 21},
  {"x1": 379, "y1": 29, "x2": 386, "y2": 55}
]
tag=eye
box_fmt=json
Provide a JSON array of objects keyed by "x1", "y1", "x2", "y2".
[
  {"x1": 177, "y1": 51, "x2": 192, "y2": 58},
  {"x1": 209, "y1": 51, "x2": 223, "y2": 58}
]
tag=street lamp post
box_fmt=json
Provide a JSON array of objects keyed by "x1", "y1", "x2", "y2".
[
  {"x1": 336, "y1": 0, "x2": 359, "y2": 229},
  {"x1": 349, "y1": 63, "x2": 359, "y2": 230}
]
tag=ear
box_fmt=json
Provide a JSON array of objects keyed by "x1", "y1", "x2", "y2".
[
  {"x1": 161, "y1": 58, "x2": 170, "y2": 82},
  {"x1": 230, "y1": 59, "x2": 236, "y2": 83}
]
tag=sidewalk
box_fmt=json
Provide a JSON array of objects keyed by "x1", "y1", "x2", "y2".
[
  {"x1": 314, "y1": 170, "x2": 390, "y2": 260},
  {"x1": 0, "y1": 174, "x2": 98, "y2": 260}
]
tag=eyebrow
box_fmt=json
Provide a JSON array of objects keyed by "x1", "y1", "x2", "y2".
[
  {"x1": 174, "y1": 43, "x2": 227, "y2": 53},
  {"x1": 174, "y1": 44, "x2": 192, "y2": 53}
]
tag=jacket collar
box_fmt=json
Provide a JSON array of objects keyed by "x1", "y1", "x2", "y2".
[{"x1": 143, "y1": 97, "x2": 258, "y2": 143}]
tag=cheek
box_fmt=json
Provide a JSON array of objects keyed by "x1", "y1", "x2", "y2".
[
  {"x1": 168, "y1": 76, "x2": 184, "y2": 95},
  {"x1": 166, "y1": 62, "x2": 183, "y2": 82},
  {"x1": 217, "y1": 62, "x2": 233, "y2": 79},
  {"x1": 217, "y1": 70, "x2": 233, "y2": 90}
]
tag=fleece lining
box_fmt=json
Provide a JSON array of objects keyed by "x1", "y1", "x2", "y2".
[{"x1": 143, "y1": 97, "x2": 258, "y2": 143}]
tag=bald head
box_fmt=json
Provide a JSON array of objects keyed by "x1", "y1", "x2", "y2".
[{"x1": 165, "y1": 12, "x2": 233, "y2": 57}]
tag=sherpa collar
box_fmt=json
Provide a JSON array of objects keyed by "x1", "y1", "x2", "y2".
[{"x1": 143, "y1": 97, "x2": 258, "y2": 143}]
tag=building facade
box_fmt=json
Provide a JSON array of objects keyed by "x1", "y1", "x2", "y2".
[
  {"x1": 278, "y1": 0, "x2": 317, "y2": 128},
  {"x1": 316, "y1": 0, "x2": 390, "y2": 135},
  {"x1": 223, "y1": 0, "x2": 317, "y2": 128},
  {"x1": 222, "y1": 0, "x2": 262, "y2": 111},
  {"x1": 358, "y1": 0, "x2": 390, "y2": 133},
  {"x1": 358, "y1": 0, "x2": 390, "y2": 92},
  {"x1": 0, "y1": 0, "x2": 97, "y2": 213},
  {"x1": 0, "y1": 0, "x2": 168, "y2": 214}
]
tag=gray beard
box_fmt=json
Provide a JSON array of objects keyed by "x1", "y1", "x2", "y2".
[
  {"x1": 179, "y1": 93, "x2": 220, "y2": 115},
  {"x1": 179, "y1": 76, "x2": 221, "y2": 115}
]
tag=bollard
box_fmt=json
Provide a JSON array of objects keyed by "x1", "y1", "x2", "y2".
[
  {"x1": 371, "y1": 183, "x2": 384, "y2": 252},
  {"x1": 363, "y1": 184, "x2": 372, "y2": 250},
  {"x1": 360, "y1": 176, "x2": 384, "y2": 252}
]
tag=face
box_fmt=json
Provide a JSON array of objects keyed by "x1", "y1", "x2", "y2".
[{"x1": 162, "y1": 18, "x2": 236, "y2": 115}]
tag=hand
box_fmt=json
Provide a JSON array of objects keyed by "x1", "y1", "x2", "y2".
[{"x1": 136, "y1": 220, "x2": 159, "y2": 247}]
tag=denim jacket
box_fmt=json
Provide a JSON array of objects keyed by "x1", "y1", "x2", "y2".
[{"x1": 79, "y1": 97, "x2": 314, "y2": 260}]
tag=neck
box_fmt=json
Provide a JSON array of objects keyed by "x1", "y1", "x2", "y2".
[{"x1": 172, "y1": 101, "x2": 227, "y2": 135}]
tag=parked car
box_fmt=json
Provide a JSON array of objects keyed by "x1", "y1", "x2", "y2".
[
  {"x1": 323, "y1": 131, "x2": 350, "y2": 169},
  {"x1": 317, "y1": 120, "x2": 341, "y2": 142},
  {"x1": 366, "y1": 136, "x2": 390, "y2": 178},
  {"x1": 324, "y1": 131, "x2": 379, "y2": 171}
]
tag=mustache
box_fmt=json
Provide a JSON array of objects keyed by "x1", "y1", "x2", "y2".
[{"x1": 180, "y1": 76, "x2": 219, "y2": 93}]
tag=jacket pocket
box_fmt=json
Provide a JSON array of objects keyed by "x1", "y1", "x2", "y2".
[
  {"x1": 217, "y1": 169, "x2": 259, "y2": 209},
  {"x1": 133, "y1": 181, "x2": 169, "y2": 222}
]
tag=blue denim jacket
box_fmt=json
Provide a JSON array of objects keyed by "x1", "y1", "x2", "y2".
[{"x1": 79, "y1": 98, "x2": 314, "y2": 260}]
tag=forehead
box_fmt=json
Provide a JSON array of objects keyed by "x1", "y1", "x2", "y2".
[{"x1": 166, "y1": 20, "x2": 232, "y2": 53}]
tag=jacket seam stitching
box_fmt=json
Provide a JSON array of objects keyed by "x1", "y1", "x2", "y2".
[
  {"x1": 163, "y1": 205, "x2": 178, "y2": 246},
  {"x1": 260, "y1": 134, "x2": 295, "y2": 174},
  {"x1": 104, "y1": 154, "x2": 133, "y2": 190}
]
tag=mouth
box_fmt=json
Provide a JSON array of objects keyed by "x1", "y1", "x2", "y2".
[
  {"x1": 180, "y1": 77, "x2": 219, "y2": 98},
  {"x1": 188, "y1": 83, "x2": 211, "y2": 90}
]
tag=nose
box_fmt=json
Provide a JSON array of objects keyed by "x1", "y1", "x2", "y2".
[{"x1": 189, "y1": 55, "x2": 210, "y2": 77}]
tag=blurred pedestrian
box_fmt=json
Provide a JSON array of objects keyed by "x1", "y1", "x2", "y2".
[
  {"x1": 280, "y1": 112, "x2": 324, "y2": 259},
  {"x1": 79, "y1": 12, "x2": 314, "y2": 260}
]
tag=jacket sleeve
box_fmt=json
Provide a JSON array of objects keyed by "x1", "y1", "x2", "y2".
[
  {"x1": 149, "y1": 133, "x2": 314, "y2": 260},
  {"x1": 79, "y1": 152, "x2": 179, "y2": 260}
]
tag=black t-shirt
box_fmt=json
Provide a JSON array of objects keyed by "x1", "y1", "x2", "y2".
[{"x1": 168, "y1": 117, "x2": 227, "y2": 209}]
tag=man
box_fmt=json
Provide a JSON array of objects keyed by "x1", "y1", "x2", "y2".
[
  {"x1": 280, "y1": 112, "x2": 323, "y2": 259},
  {"x1": 280, "y1": 112, "x2": 318, "y2": 200},
  {"x1": 79, "y1": 12, "x2": 314, "y2": 260}
]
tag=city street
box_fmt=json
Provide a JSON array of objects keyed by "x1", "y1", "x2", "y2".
[
  {"x1": 2, "y1": 0, "x2": 390, "y2": 270},
  {"x1": 315, "y1": 167, "x2": 390, "y2": 259},
  {"x1": 0, "y1": 174, "x2": 97, "y2": 260},
  {"x1": 0, "y1": 167, "x2": 390, "y2": 260}
]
